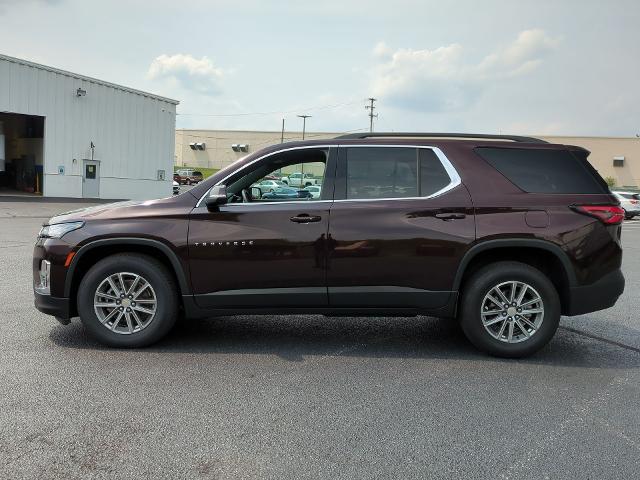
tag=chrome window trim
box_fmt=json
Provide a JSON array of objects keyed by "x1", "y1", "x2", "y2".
[
  {"x1": 221, "y1": 200, "x2": 334, "y2": 207},
  {"x1": 196, "y1": 144, "x2": 461, "y2": 207}
]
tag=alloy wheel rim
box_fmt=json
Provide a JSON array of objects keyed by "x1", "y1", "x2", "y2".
[
  {"x1": 93, "y1": 272, "x2": 157, "y2": 335},
  {"x1": 480, "y1": 281, "x2": 544, "y2": 344}
]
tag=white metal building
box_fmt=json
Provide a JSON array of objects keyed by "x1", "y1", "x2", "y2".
[{"x1": 0, "y1": 53, "x2": 178, "y2": 199}]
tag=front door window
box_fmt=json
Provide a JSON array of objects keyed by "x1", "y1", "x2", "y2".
[{"x1": 224, "y1": 148, "x2": 328, "y2": 203}]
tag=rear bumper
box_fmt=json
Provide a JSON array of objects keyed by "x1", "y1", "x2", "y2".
[
  {"x1": 34, "y1": 291, "x2": 70, "y2": 319},
  {"x1": 566, "y1": 268, "x2": 625, "y2": 316}
]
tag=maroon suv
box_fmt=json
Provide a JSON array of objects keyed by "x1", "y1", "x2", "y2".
[{"x1": 33, "y1": 133, "x2": 625, "y2": 357}]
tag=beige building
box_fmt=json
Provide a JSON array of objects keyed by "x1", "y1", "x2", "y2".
[
  {"x1": 175, "y1": 130, "x2": 640, "y2": 189},
  {"x1": 175, "y1": 129, "x2": 338, "y2": 171},
  {"x1": 537, "y1": 136, "x2": 640, "y2": 189}
]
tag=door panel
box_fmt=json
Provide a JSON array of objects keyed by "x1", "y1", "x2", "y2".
[
  {"x1": 187, "y1": 146, "x2": 336, "y2": 309},
  {"x1": 82, "y1": 160, "x2": 99, "y2": 198},
  {"x1": 188, "y1": 201, "x2": 331, "y2": 308},
  {"x1": 327, "y1": 146, "x2": 475, "y2": 309}
]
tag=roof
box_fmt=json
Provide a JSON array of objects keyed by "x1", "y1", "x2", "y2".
[{"x1": 0, "y1": 53, "x2": 179, "y2": 105}]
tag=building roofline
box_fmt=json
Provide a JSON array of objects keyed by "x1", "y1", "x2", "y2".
[
  {"x1": 176, "y1": 130, "x2": 640, "y2": 141},
  {"x1": 537, "y1": 134, "x2": 640, "y2": 140},
  {"x1": 176, "y1": 129, "x2": 341, "y2": 135},
  {"x1": 0, "y1": 53, "x2": 179, "y2": 105}
]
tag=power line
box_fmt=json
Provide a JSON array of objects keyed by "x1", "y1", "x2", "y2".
[
  {"x1": 365, "y1": 97, "x2": 378, "y2": 132},
  {"x1": 177, "y1": 99, "x2": 363, "y2": 118}
]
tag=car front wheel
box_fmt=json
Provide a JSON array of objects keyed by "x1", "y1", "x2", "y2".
[
  {"x1": 459, "y1": 261, "x2": 560, "y2": 358},
  {"x1": 77, "y1": 253, "x2": 178, "y2": 347}
]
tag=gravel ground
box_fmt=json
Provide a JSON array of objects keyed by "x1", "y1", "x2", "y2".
[{"x1": 0, "y1": 200, "x2": 638, "y2": 479}]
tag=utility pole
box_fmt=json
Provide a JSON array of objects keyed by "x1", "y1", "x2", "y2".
[
  {"x1": 365, "y1": 97, "x2": 377, "y2": 132},
  {"x1": 297, "y1": 114, "x2": 311, "y2": 140},
  {"x1": 281, "y1": 118, "x2": 285, "y2": 143}
]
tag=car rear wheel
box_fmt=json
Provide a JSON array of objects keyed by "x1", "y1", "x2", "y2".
[
  {"x1": 459, "y1": 261, "x2": 560, "y2": 358},
  {"x1": 77, "y1": 254, "x2": 178, "y2": 347}
]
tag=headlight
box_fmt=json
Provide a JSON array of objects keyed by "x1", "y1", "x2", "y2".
[{"x1": 39, "y1": 221, "x2": 84, "y2": 239}]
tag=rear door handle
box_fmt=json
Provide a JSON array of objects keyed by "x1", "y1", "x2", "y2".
[
  {"x1": 290, "y1": 214, "x2": 322, "y2": 223},
  {"x1": 435, "y1": 213, "x2": 466, "y2": 220}
]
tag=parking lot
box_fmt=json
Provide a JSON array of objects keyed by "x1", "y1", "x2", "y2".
[{"x1": 1, "y1": 199, "x2": 639, "y2": 479}]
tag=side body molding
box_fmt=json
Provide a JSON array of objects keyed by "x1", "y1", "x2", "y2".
[{"x1": 64, "y1": 238, "x2": 191, "y2": 297}]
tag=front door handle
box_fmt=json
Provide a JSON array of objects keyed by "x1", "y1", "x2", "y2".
[
  {"x1": 290, "y1": 214, "x2": 322, "y2": 223},
  {"x1": 435, "y1": 212, "x2": 466, "y2": 220}
]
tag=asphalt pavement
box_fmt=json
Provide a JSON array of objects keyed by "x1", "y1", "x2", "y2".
[{"x1": 1, "y1": 200, "x2": 639, "y2": 479}]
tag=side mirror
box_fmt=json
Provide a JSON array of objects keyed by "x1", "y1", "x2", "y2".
[
  {"x1": 250, "y1": 186, "x2": 262, "y2": 200},
  {"x1": 205, "y1": 185, "x2": 228, "y2": 211}
]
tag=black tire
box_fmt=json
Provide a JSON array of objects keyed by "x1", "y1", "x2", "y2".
[
  {"x1": 459, "y1": 261, "x2": 560, "y2": 358},
  {"x1": 77, "y1": 253, "x2": 178, "y2": 348}
]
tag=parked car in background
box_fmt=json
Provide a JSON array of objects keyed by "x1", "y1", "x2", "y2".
[
  {"x1": 303, "y1": 185, "x2": 322, "y2": 199},
  {"x1": 174, "y1": 169, "x2": 204, "y2": 185},
  {"x1": 282, "y1": 172, "x2": 319, "y2": 188},
  {"x1": 260, "y1": 186, "x2": 313, "y2": 200},
  {"x1": 252, "y1": 179, "x2": 286, "y2": 193},
  {"x1": 612, "y1": 191, "x2": 640, "y2": 219},
  {"x1": 173, "y1": 181, "x2": 180, "y2": 195}
]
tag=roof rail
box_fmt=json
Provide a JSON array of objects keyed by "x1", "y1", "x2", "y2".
[{"x1": 334, "y1": 132, "x2": 548, "y2": 143}]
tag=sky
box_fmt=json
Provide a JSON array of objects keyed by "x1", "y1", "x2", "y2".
[{"x1": 0, "y1": 0, "x2": 639, "y2": 136}]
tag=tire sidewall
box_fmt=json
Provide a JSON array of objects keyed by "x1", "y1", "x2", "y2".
[
  {"x1": 77, "y1": 255, "x2": 178, "y2": 348},
  {"x1": 460, "y1": 262, "x2": 560, "y2": 358}
]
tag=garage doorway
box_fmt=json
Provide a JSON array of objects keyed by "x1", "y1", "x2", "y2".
[
  {"x1": 0, "y1": 112, "x2": 45, "y2": 196},
  {"x1": 82, "y1": 160, "x2": 100, "y2": 198}
]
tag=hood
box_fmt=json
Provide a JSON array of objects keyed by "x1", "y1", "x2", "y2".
[{"x1": 47, "y1": 197, "x2": 181, "y2": 224}]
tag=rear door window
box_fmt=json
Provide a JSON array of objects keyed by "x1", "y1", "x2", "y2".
[
  {"x1": 345, "y1": 147, "x2": 453, "y2": 200},
  {"x1": 476, "y1": 147, "x2": 607, "y2": 194}
]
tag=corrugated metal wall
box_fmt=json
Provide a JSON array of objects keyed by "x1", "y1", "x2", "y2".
[{"x1": 0, "y1": 56, "x2": 177, "y2": 199}]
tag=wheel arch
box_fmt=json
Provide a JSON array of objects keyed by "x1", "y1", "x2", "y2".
[
  {"x1": 64, "y1": 238, "x2": 190, "y2": 316},
  {"x1": 454, "y1": 239, "x2": 576, "y2": 315}
]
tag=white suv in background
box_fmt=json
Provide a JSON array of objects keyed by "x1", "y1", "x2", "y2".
[
  {"x1": 281, "y1": 172, "x2": 320, "y2": 188},
  {"x1": 612, "y1": 191, "x2": 640, "y2": 219}
]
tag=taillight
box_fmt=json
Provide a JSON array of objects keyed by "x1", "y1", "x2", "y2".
[
  {"x1": 572, "y1": 205, "x2": 625, "y2": 225},
  {"x1": 630, "y1": 200, "x2": 639, "y2": 204}
]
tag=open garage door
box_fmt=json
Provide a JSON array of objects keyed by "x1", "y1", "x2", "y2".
[{"x1": 0, "y1": 113, "x2": 44, "y2": 196}]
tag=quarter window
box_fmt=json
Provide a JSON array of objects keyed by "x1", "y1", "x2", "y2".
[
  {"x1": 476, "y1": 147, "x2": 607, "y2": 194},
  {"x1": 345, "y1": 147, "x2": 452, "y2": 200}
]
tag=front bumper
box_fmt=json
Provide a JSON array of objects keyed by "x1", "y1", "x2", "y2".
[
  {"x1": 566, "y1": 268, "x2": 625, "y2": 316},
  {"x1": 34, "y1": 290, "x2": 70, "y2": 319}
]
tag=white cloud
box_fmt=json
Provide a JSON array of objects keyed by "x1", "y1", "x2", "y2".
[
  {"x1": 372, "y1": 41, "x2": 393, "y2": 59},
  {"x1": 371, "y1": 29, "x2": 560, "y2": 112},
  {"x1": 148, "y1": 54, "x2": 224, "y2": 95}
]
